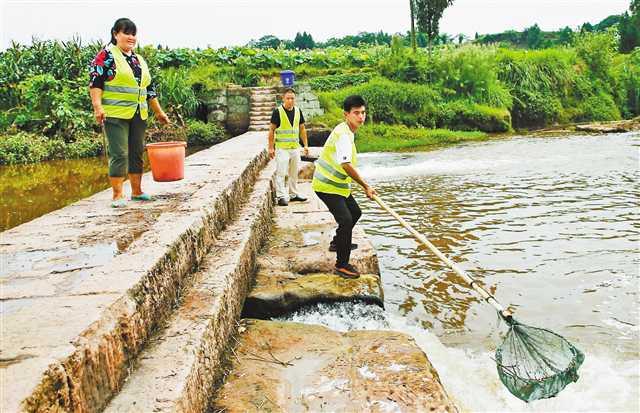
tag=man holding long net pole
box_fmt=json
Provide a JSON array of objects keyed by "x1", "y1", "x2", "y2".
[{"x1": 312, "y1": 95, "x2": 377, "y2": 279}]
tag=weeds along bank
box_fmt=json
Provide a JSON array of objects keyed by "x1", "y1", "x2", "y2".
[{"x1": 1, "y1": 29, "x2": 638, "y2": 164}]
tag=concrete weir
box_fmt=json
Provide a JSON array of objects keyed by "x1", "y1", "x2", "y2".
[
  {"x1": 1, "y1": 132, "x2": 455, "y2": 412},
  {"x1": 1, "y1": 133, "x2": 269, "y2": 412}
]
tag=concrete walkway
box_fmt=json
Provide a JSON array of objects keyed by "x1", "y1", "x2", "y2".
[
  {"x1": 2, "y1": 135, "x2": 457, "y2": 412},
  {"x1": 1, "y1": 132, "x2": 268, "y2": 411}
]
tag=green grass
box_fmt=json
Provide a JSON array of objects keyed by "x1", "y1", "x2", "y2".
[{"x1": 356, "y1": 123, "x2": 487, "y2": 152}]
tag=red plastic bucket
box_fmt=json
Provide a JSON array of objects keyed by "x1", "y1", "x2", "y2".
[{"x1": 146, "y1": 141, "x2": 187, "y2": 182}]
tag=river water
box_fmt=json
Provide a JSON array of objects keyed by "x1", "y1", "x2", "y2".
[
  {"x1": 0, "y1": 146, "x2": 205, "y2": 231},
  {"x1": 283, "y1": 132, "x2": 640, "y2": 412}
]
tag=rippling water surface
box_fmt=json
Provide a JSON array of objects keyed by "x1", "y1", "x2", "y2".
[{"x1": 286, "y1": 132, "x2": 639, "y2": 411}]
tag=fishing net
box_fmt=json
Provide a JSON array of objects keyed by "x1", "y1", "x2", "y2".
[{"x1": 495, "y1": 316, "x2": 585, "y2": 402}]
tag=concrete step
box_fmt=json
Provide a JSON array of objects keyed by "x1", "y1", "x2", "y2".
[
  {"x1": 242, "y1": 182, "x2": 382, "y2": 319},
  {"x1": 251, "y1": 90, "x2": 276, "y2": 96},
  {"x1": 1, "y1": 133, "x2": 270, "y2": 412},
  {"x1": 212, "y1": 180, "x2": 456, "y2": 412},
  {"x1": 212, "y1": 320, "x2": 457, "y2": 412},
  {"x1": 251, "y1": 102, "x2": 275, "y2": 109},
  {"x1": 250, "y1": 110, "x2": 273, "y2": 117},
  {"x1": 249, "y1": 115, "x2": 272, "y2": 123},
  {"x1": 104, "y1": 163, "x2": 276, "y2": 413},
  {"x1": 251, "y1": 95, "x2": 276, "y2": 104}
]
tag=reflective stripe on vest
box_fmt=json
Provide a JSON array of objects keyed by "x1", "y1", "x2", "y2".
[
  {"x1": 102, "y1": 44, "x2": 151, "y2": 120},
  {"x1": 275, "y1": 106, "x2": 300, "y2": 149},
  {"x1": 315, "y1": 158, "x2": 348, "y2": 180},
  {"x1": 311, "y1": 122, "x2": 357, "y2": 198},
  {"x1": 312, "y1": 171, "x2": 350, "y2": 189}
]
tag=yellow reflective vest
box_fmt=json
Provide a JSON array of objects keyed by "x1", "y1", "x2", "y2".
[
  {"x1": 274, "y1": 106, "x2": 300, "y2": 149},
  {"x1": 102, "y1": 44, "x2": 151, "y2": 120},
  {"x1": 311, "y1": 122, "x2": 357, "y2": 198}
]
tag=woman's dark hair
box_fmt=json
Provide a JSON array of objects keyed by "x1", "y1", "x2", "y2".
[
  {"x1": 110, "y1": 18, "x2": 137, "y2": 45},
  {"x1": 343, "y1": 95, "x2": 366, "y2": 112}
]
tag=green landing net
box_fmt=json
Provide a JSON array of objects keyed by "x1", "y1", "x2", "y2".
[{"x1": 495, "y1": 316, "x2": 585, "y2": 402}]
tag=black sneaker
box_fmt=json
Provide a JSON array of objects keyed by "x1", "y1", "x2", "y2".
[
  {"x1": 289, "y1": 195, "x2": 307, "y2": 202},
  {"x1": 334, "y1": 263, "x2": 360, "y2": 279},
  {"x1": 329, "y1": 242, "x2": 358, "y2": 252},
  {"x1": 277, "y1": 197, "x2": 288, "y2": 206}
]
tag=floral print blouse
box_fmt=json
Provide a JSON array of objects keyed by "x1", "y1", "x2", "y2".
[{"x1": 89, "y1": 47, "x2": 157, "y2": 100}]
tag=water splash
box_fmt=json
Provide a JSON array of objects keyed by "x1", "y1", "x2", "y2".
[{"x1": 280, "y1": 302, "x2": 639, "y2": 412}]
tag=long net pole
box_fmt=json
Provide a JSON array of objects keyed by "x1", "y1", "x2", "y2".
[{"x1": 372, "y1": 194, "x2": 509, "y2": 317}]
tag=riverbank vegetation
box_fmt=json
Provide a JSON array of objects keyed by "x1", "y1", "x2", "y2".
[{"x1": 0, "y1": 1, "x2": 637, "y2": 163}]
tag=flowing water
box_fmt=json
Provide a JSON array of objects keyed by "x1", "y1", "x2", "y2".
[{"x1": 283, "y1": 132, "x2": 640, "y2": 412}]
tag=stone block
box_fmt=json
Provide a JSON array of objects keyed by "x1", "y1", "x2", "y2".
[{"x1": 212, "y1": 320, "x2": 457, "y2": 412}]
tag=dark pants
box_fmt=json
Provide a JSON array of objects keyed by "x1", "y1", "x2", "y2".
[
  {"x1": 104, "y1": 112, "x2": 147, "y2": 177},
  {"x1": 315, "y1": 192, "x2": 362, "y2": 267}
]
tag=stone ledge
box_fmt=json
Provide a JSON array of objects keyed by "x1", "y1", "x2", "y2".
[
  {"x1": 105, "y1": 163, "x2": 276, "y2": 413},
  {"x1": 212, "y1": 319, "x2": 457, "y2": 412},
  {"x1": 243, "y1": 272, "x2": 383, "y2": 319},
  {"x1": 1, "y1": 133, "x2": 269, "y2": 412},
  {"x1": 243, "y1": 182, "x2": 382, "y2": 319}
]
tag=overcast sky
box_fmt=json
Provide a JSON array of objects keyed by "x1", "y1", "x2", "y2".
[{"x1": 0, "y1": 0, "x2": 632, "y2": 50}]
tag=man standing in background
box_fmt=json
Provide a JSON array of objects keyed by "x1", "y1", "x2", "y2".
[{"x1": 268, "y1": 88, "x2": 310, "y2": 206}]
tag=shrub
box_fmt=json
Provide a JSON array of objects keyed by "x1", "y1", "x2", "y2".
[
  {"x1": 573, "y1": 29, "x2": 618, "y2": 82},
  {"x1": 186, "y1": 64, "x2": 234, "y2": 100},
  {"x1": 0, "y1": 132, "x2": 49, "y2": 164},
  {"x1": 314, "y1": 79, "x2": 510, "y2": 131},
  {"x1": 431, "y1": 45, "x2": 513, "y2": 108},
  {"x1": 437, "y1": 101, "x2": 512, "y2": 132},
  {"x1": 156, "y1": 68, "x2": 199, "y2": 119},
  {"x1": 575, "y1": 92, "x2": 621, "y2": 122},
  {"x1": 612, "y1": 50, "x2": 640, "y2": 118},
  {"x1": 66, "y1": 134, "x2": 103, "y2": 158},
  {"x1": 333, "y1": 78, "x2": 442, "y2": 124},
  {"x1": 185, "y1": 120, "x2": 226, "y2": 146},
  {"x1": 497, "y1": 48, "x2": 577, "y2": 127},
  {"x1": 308, "y1": 72, "x2": 375, "y2": 91},
  {"x1": 377, "y1": 37, "x2": 428, "y2": 83},
  {"x1": 308, "y1": 92, "x2": 344, "y2": 128}
]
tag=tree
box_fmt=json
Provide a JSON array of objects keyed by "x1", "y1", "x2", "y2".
[
  {"x1": 249, "y1": 35, "x2": 282, "y2": 49},
  {"x1": 558, "y1": 26, "x2": 573, "y2": 45},
  {"x1": 413, "y1": 0, "x2": 455, "y2": 55},
  {"x1": 293, "y1": 31, "x2": 315, "y2": 50},
  {"x1": 619, "y1": 0, "x2": 640, "y2": 52},
  {"x1": 409, "y1": 0, "x2": 417, "y2": 52},
  {"x1": 581, "y1": 22, "x2": 594, "y2": 33},
  {"x1": 522, "y1": 24, "x2": 544, "y2": 49}
]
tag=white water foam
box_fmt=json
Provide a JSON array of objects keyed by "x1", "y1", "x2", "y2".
[
  {"x1": 280, "y1": 302, "x2": 640, "y2": 413},
  {"x1": 358, "y1": 155, "x2": 515, "y2": 180}
]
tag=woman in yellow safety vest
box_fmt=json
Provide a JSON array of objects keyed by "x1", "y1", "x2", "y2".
[{"x1": 89, "y1": 18, "x2": 170, "y2": 208}]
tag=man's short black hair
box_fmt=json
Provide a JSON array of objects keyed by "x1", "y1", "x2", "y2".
[
  {"x1": 283, "y1": 88, "x2": 296, "y2": 95},
  {"x1": 343, "y1": 95, "x2": 366, "y2": 112}
]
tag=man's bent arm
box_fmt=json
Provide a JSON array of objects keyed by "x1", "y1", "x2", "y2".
[{"x1": 342, "y1": 162, "x2": 369, "y2": 190}]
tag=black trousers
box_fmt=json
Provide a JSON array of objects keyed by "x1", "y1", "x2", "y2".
[{"x1": 315, "y1": 192, "x2": 362, "y2": 267}]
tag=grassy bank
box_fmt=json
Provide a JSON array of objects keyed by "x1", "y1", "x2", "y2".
[
  {"x1": 0, "y1": 120, "x2": 226, "y2": 165},
  {"x1": 0, "y1": 27, "x2": 638, "y2": 164},
  {"x1": 356, "y1": 124, "x2": 487, "y2": 152}
]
